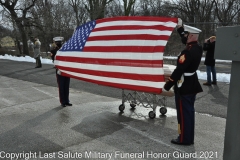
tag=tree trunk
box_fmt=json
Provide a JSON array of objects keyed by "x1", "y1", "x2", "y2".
[
  {"x1": 16, "y1": 21, "x2": 30, "y2": 56},
  {"x1": 16, "y1": 38, "x2": 22, "y2": 55}
]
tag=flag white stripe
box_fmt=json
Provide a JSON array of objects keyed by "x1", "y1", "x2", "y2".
[
  {"x1": 62, "y1": 69, "x2": 165, "y2": 88},
  {"x1": 56, "y1": 51, "x2": 164, "y2": 60},
  {"x1": 96, "y1": 21, "x2": 177, "y2": 28},
  {"x1": 85, "y1": 40, "x2": 167, "y2": 47},
  {"x1": 90, "y1": 29, "x2": 172, "y2": 37},
  {"x1": 54, "y1": 60, "x2": 164, "y2": 75}
]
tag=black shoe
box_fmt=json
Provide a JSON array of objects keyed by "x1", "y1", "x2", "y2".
[
  {"x1": 35, "y1": 66, "x2": 42, "y2": 68},
  {"x1": 212, "y1": 81, "x2": 217, "y2": 85},
  {"x1": 61, "y1": 104, "x2": 66, "y2": 107},
  {"x1": 203, "y1": 82, "x2": 211, "y2": 86},
  {"x1": 65, "y1": 103, "x2": 72, "y2": 106},
  {"x1": 171, "y1": 138, "x2": 192, "y2": 145}
]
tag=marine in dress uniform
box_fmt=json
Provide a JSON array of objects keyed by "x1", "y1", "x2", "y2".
[
  {"x1": 53, "y1": 37, "x2": 72, "y2": 107},
  {"x1": 164, "y1": 22, "x2": 203, "y2": 145},
  {"x1": 56, "y1": 69, "x2": 72, "y2": 107},
  {"x1": 51, "y1": 37, "x2": 64, "y2": 62}
]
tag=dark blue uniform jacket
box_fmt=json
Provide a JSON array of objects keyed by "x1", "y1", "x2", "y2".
[{"x1": 164, "y1": 27, "x2": 203, "y2": 95}]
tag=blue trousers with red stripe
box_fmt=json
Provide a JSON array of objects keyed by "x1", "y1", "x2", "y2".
[
  {"x1": 175, "y1": 94, "x2": 196, "y2": 144},
  {"x1": 56, "y1": 74, "x2": 70, "y2": 105}
]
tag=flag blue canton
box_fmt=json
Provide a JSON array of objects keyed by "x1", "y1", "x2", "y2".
[{"x1": 60, "y1": 21, "x2": 96, "y2": 52}]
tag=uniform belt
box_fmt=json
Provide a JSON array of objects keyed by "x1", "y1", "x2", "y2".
[
  {"x1": 184, "y1": 72, "x2": 195, "y2": 76},
  {"x1": 177, "y1": 72, "x2": 195, "y2": 88}
]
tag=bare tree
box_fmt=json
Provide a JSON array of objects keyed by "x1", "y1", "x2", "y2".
[
  {"x1": 167, "y1": 0, "x2": 218, "y2": 44},
  {"x1": 69, "y1": 0, "x2": 88, "y2": 27},
  {"x1": 105, "y1": 0, "x2": 123, "y2": 17},
  {"x1": 137, "y1": 0, "x2": 173, "y2": 16},
  {"x1": 148, "y1": 0, "x2": 165, "y2": 16},
  {"x1": 237, "y1": 8, "x2": 240, "y2": 23},
  {"x1": 137, "y1": 0, "x2": 147, "y2": 15},
  {"x1": 27, "y1": 0, "x2": 57, "y2": 54},
  {"x1": 0, "y1": 6, "x2": 4, "y2": 26},
  {"x1": 213, "y1": 0, "x2": 240, "y2": 26},
  {"x1": 106, "y1": 0, "x2": 138, "y2": 17},
  {"x1": 122, "y1": 0, "x2": 136, "y2": 16},
  {"x1": 0, "y1": 25, "x2": 12, "y2": 42},
  {"x1": 84, "y1": 0, "x2": 115, "y2": 20},
  {"x1": 0, "y1": 0, "x2": 37, "y2": 55},
  {"x1": 29, "y1": 0, "x2": 76, "y2": 53},
  {"x1": 169, "y1": 0, "x2": 214, "y2": 23}
]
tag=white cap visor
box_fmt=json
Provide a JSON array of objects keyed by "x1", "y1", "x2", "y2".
[
  {"x1": 53, "y1": 37, "x2": 64, "y2": 42},
  {"x1": 183, "y1": 25, "x2": 202, "y2": 34}
]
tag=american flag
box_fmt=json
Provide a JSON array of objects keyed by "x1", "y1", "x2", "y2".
[{"x1": 54, "y1": 16, "x2": 178, "y2": 94}]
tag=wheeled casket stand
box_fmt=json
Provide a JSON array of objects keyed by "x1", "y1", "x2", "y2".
[{"x1": 119, "y1": 64, "x2": 175, "y2": 119}]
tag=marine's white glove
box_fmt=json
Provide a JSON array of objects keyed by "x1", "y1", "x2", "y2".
[
  {"x1": 162, "y1": 87, "x2": 167, "y2": 92},
  {"x1": 162, "y1": 87, "x2": 174, "y2": 92},
  {"x1": 178, "y1": 18, "x2": 183, "y2": 26},
  {"x1": 57, "y1": 69, "x2": 61, "y2": 75}
]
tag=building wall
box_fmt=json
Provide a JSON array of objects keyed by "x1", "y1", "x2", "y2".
[{"x1": 0, "y1": 36, "x2": 15, "y2": 47}]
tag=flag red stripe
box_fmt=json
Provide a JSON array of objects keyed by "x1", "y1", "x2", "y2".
[
  {"x1": 87, "y1": 35, "x2": 170, "y2": 41},
  {"x1": 92, "y1": 25, "x2": 175, "y2": 32},
  {"x1": 56, "y1": 65, "x2": 165, "y2": 82},
  {"x1": 96, "y1": 16, "x2": 178, "y2": 23},
  {"x1": 61, "y1": 72, "x2": 162, "y2": 94},
  {"x1": 55, "y1": 57, "x2": 163, "y2": 68},
  {"x1": 83, "y1": 46, "x2": 165, "y2": 53}
]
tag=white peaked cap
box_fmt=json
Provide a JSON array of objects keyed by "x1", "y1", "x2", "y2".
[
  {"x1": 183, "y1": 25, "x2": 202, "y2": 34},
  {"x1": 53, "y1": 37, "x2": 64, "y2": 41}
]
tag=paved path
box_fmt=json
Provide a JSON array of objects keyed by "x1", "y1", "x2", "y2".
[
  {"x1": 0, "y1": 75, "x2": 226, "y2": 160},
  {"x1": 0, "y1": 59, "x2": 230, "y2": 118}
]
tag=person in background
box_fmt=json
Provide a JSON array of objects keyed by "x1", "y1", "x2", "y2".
[
  {"x1": 164, "y1": 19, "x2": 203, "y2": 145},
  {"x1": 203, "y1": 36, "x2": 217, "y2": 86},
  {"x1": 33, "y1": 37, "x2": 42, "y2": 68}
]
